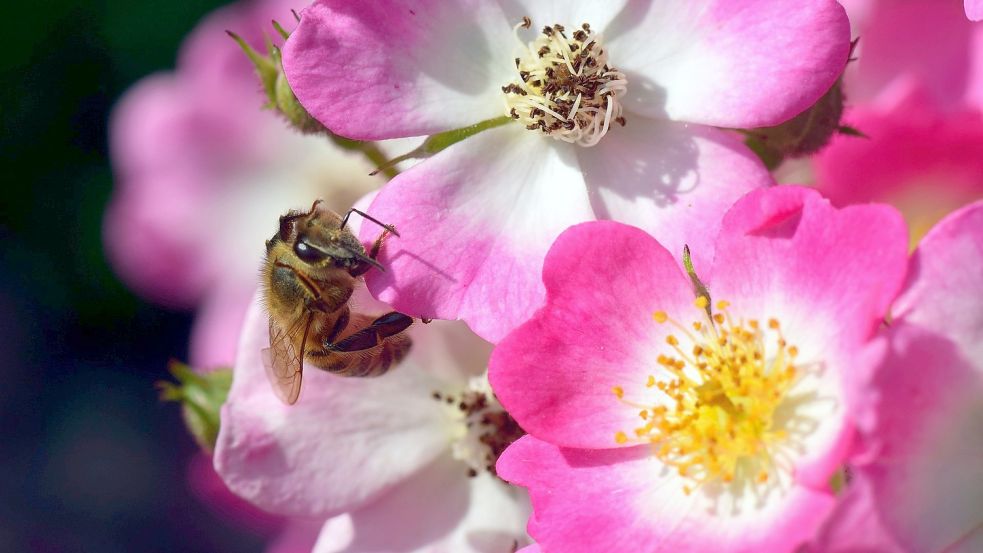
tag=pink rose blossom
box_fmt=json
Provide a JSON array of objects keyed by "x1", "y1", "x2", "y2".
[
  {"x1": 490, "y1": 187, "x2": 908, "y2": 552},
  {"x1": 215, "y1": 288, "x2": 531, "y2": 551},
  {"x1": 810, "y1": 201, "x2": 983, "y2": 553},
  {"x1": 282, "y1": 0, "x2": 851, "y2": 341},
  {"x1": 811, "y1": 0, "x2": 983, "y2": 245},
  {"x1": 104, "y1": 0, "x2": 384, "y2": 369}
]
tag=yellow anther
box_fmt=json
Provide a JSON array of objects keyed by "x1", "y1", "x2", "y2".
[
  {"x1": 620, "y1": 298, "x2": 801, "y2": 495},
  {"x1": 612, "y1": 386, "x2": 624, "y2": 399},
  {"x1": 614, "y1": 431, "x2": 628, "y2": 444},
  {"x1": 653, "y1": 311, "x2": 668, "y2": 323}
]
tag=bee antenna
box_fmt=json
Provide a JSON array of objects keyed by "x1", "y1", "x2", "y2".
[{"x1": 339, "y1": 208, "x2": 400, "y2": 237}]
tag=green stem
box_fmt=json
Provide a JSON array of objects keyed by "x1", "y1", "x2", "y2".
[{"x1": 368, "y1": 116, "x2": 514, "y2": 176}]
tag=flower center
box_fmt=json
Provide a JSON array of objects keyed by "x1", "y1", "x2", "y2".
[
  {"x1": 613, "y1": 297, "x2": 801, "y2": 495},
  {"x1": 433, "y1": 377, "x2": 525, "y2": 478},
  {"x1": 503, "y1": 18, "x2": 628, "y2": 147}
]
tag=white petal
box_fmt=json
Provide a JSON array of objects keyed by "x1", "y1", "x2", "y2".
[{"x1": 314, "y1": 453, "x2": 530, "y2": 553}]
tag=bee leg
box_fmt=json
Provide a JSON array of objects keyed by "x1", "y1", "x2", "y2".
[
  {"x1": 324, "y1": 311, "x2": 413, "y2": 352},
  {"x1": 349, "y1": 228, "x2": 396, "y2": 277}
]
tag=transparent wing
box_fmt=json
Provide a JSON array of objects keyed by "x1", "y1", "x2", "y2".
[{"x1": 262, "y1": 313, "x2": 311, "y2": 405}]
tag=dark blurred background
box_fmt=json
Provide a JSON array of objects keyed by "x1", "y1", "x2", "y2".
[{"x1": 1, "y1": 2, "x2": 264, "y2": 551}]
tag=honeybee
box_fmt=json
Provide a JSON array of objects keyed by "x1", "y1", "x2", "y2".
[{"x1": 261, "y1": 199, "x2": 413, "y2": 404}]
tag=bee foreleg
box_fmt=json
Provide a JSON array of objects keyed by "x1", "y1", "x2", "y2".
[{"x1": 324, "y1": 311, "x2": 413, "y2": 352}]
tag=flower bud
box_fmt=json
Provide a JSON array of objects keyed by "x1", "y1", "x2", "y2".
[
  {"x1": 743, "y1": 80, "x2": 848, "y2": 169},
  {"x1": 227, "y1": 26, "x2": 327, "y2": 135},
  {"x1": 158, "y1": 361, "x2": 231, "y2": 454}
]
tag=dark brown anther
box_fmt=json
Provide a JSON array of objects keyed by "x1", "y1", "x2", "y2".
[
  {"x1": 616, "y1": 116, "x2": 626, "y2": 126},
  {"x1": 515, "y1": 57, "x2": 521, "y2": 67},
  {"x1": 538, "y1": 46, "x2": 549, "y2": 57},
  {"x1": 521, "y1": 16, "x2": 531, "y2": 29},
  {"x1": 542, "y1": 25, "x2": 553, "y2": 36},
  {"x1": 574, "y1": 30, "x2": 587, "y2": 41},
  {"x1": 510, "y1": 108, "x2": 519, "y2": 119}
]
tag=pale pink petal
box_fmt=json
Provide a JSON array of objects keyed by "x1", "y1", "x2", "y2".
[
  {"x1": 498, "y1": 435, "x2": 836, "y2": 553},
  {"x1": 489, "y1": 221, "x2": 693, "y2": 449},
  {"x1": 576, "y1": 118, "x2": 772, "y2": 275},
  {"x1": 804, "y1": 475, "x2": 905, "y2": 553},
  {"x1": 214, "y1": 294, "x2": 451, "y2": 518},
  {"x1": 894, "y1": 201, "x2": 983, "y2": 359},
  {"x1": 606, "y1": 0, "x2": 850, "y2": 127},
  {"x1": 361, "y1": 125, "x2": 594, "y2": 343},
  {"x1": 314, "y1": 454, "x2": 530, "y2": 552},
  {"x1": 709, "y1": 186, "x2": 908, "y2": 487},
  {"x1": 283, "y1": 0, "x2": 514, "y2": 140},
  {"x1": 970, "y1": 0, "x2": 983, "y2": 21},
  {"x1": 815, "y1": 325, "x2": 983, "y2": 553}
]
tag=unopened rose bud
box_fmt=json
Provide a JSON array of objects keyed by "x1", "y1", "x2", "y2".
[
  {"x1": 158, "y1": 361, "x2": 231, "y2": 454},
  {"x1": 743, "y1": 80, "x2": 848, "y2": 169},
  {"x1": 227, "y1": 26, "x2": 327, "y2": 135}
]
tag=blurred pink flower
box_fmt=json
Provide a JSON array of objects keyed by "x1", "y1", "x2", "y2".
[
  {"x1": 104, "y1": 0, "x2": 385, "y2": 369},
  {"x1": 490, "y1": 187, "x2": 908, "y2": 552},
  {"x1": 282, "y1": 0, "x2": 851, "y2": 341},
  {"x1": 215, "y1": 290, "x2": 531, "y2": 551},
  {"x1": 812, "y1": 0, "x2": 983, "y2": 245},
  {"x1": 810, "y1": 201, "x2": 983, "y2": 553}
]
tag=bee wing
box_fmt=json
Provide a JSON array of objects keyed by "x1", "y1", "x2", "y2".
[{"x1": 262, "y1": 314, "x2": 311, "y2": 405}]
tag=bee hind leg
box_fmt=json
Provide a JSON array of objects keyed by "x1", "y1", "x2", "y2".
[{"x1": 324, "y1": 311, "x2": 413, "y2": 352}]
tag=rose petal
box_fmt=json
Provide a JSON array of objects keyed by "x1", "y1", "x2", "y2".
[
  {"x1": 576, "y1": 117, "x2": 772, "y2": 275},
  {"x1": 214, "y1": 294, "x2": 451, "y2": 518},
  {"x1": 709, "y1": 186, "x2": 908, "y2": 487},
  {"x1": 284, "y1": 0, "x2": 514, "y2": 140},
  {"x1": 498, "y1": 435, "x2": 836, "y2": 553},
  {"x1": 361, "y1": 124, "x2": 594, "y2": 343},
  {"x1": 894, "y1": 200, "x2": 983, "y2": 359},
  {"x1": 606, "y1": 0, "x2": 850, "y2": 127},
  {"x1": 314, "y1": 453, "x2": 530, "y2": 552},
  {"x1": 490, "y1": 221, "x2": 693, "y2": 449},
  {"x1": 814, "y1": 325, "x2": 983, "y2": 553}
]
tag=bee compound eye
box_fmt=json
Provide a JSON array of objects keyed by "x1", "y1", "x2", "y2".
[{"x1": 293, "y1": 239, "x2": 325, "y2": 263}]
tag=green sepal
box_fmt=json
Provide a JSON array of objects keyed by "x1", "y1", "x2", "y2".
[
  {"x1": 683, "y1": 245, "x2": 712, "y2": 318},
  {"x1": 226, "y1": 31, "x2": 279, "y2": 109},
  {"x1": 157, "y1": 361, "x2": 232, "y2": 454}
]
